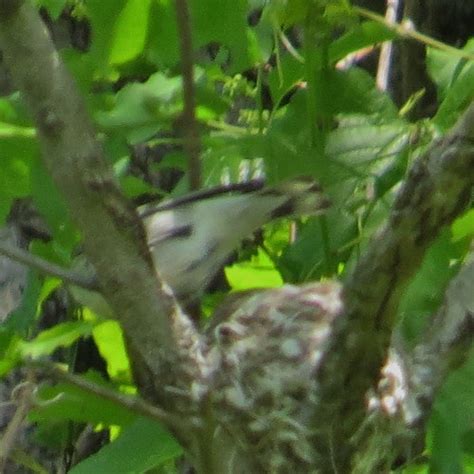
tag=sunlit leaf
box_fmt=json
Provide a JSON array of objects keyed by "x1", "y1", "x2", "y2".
[
  {"x1": 452, "y1": 209, "x2": 474, "y2": 242},
  {"x1": 109, "y1": 0, "x2": 152, "y2": 65},
  {"x1": 70, "y1": 417, "x2": 182, "y2": 473},
  {"x1": 93, "y1": 321, "x2": 130, "y2": 380},
  {"x1": 29, "y1": 371, "x2": 136, "y2": 426},
  {"x1": 21, "y1": 321, "x2": 95, "y2": 359},
  {"x1": 225, "y1": 248, "x2": 283, "y2": 291}
]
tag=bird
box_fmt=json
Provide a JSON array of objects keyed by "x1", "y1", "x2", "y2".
[
  {"x1": 71, "y1": 176, "x2": 331, "y2": 315},
  {"x1": 140, "y1": 176, "x2": 331, "y2": 302},
  {"x1": 0, "y1": 198, "x2": 51, "y2": 322}
]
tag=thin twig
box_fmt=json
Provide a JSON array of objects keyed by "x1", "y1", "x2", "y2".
[
  {"x1": 27, "y1": 360, "x2": 187, "y2": 433},
  {"x1": 175, "y1": 0, "x2": 201, "y2": 190},
  {"x1": 355, "y1": 6, "x2": 474, "y2": 61},
  {"x1": 0, "y1": 378, "x2": 35, "y2": 470},
  {"x1": 9, "y1": 449, "x2": 49, "y2": 474},
  {"x1": 376, "y1": 0, "x2": 400, "y2": 91},
  {"x1": 278, "y1": 29, "x2": 304, "y2": 63},
  {"x1": 0, "y1": 242, "x2": 98, "y2": 290}
]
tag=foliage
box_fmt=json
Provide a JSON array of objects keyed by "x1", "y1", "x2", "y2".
[{"x1": 0, "y1": 0, "x2": 473, "y2": 472}]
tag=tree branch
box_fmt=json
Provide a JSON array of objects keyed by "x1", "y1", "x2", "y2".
[
  {"x1": 0, "y1": 242, "x2": 97, "y2": 290},
  {"x1": 0, "y1": 379, "x2": 35, "y2": 471},
  {"x1": 355, "y1": 6, "x2": 474, "y2": 62},
  {"x1": 350, "y1": 253, "x2": 474, "y2": 471},
  {"x1": 0, "y1": 0, "x2": 203, "y2": 432},
  {"x1": 315, "y1": 101, "x2": 474, "y2": 470},
  {"x1": 27, "y1": 360, "x2": 188, "y2": 435}
]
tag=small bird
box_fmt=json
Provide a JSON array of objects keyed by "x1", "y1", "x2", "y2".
[
  {"x1": 0, "y1": 199, "x2": 51, "y2": 321},
  {"x1": 71, "y1": 177, "x2": 331, "y2": 314},
  {"x1": 140, "y1": 176, "x2": 331, "y2": 302}
]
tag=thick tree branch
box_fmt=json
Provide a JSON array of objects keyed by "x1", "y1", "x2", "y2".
[
  {"x1": 350, "y1": 254, "x2": 474, "y2": 471},
  {"x1": 315, "y1": 102, "x2": 474, "y2": 471},
  {"x1": 0, "y1": 0, "x2": 203, "y2": 428}
]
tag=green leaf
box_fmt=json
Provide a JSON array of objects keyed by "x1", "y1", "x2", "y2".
[
  {"x1": 429, "y1": 40, "x2": 474, "y2": 131},
  {"x1": 452, "y1": 209, "x2": 474, "y2": 243},
  {"x1": 29, "y1": 371, "x2": 137, "y2": 426},
  {"x1": 86, "y1": 0, "x2": 129, "y2": 77},
  {"x1": 225, "y1": 249, "x2": 283, "y2": 291},
  {"x1": 21, "y1": 321, "x2": 95, "y2": 359},
  {"x1": 200, "y1": 135, "x2": 271, "y2": 187},
  {"x1": 70, "y1": 417, "x2": 182, "y2": 473},
  {"x1": 265, "y1": 79, "x2": 405, "y2": 181},
  {"x1": 373, "y1": 147, "x2": 409, "y2": 199},
  {"x1": 0, "y1": 139, "x2": 38, "y2": 217},
  {"x1": 0, "y1": 122, "x2": 36, "y2": 139},
  {"x1": 36, "y1": 0, "x2": 68, "y2": 20},
  {"x1": 93, "y1": 321, "x2": 130, "y2": 380},
  {"x1": 191, "y1": 0, "x2": 258, "y2": 72},
  {"x1": 433, "y1": 61, "x2": 474, "y2": 131},
  {"x1": 148, "y1": 0, "x2": 260, "y2": 71},
  {"x1": 280, "y1": 212, "x2": 358, "y2": 281},
  {"x1": 265, "y1": 0, "x2": 305, "y2": 26},
  {"x1": 109, "y1": 0, "x2": 152, "y2": 65},
  {"x1": 426, "y1": 39, "x2": 474, "y2": 100},
  {"x1": 430, "y1": 403, "x2": 463, "y2": 474},
  {"x1": 30, "y1": 155, "x2": 78, "y2": 253},
  {"x1": 3, "y1": 271, "x2": 42, "y2": 335},
  {"x1": 325, "y1": 114, "x2": 409, "y2": 168},
  {"x1": 429, "y1": 353, "x2": 474, "y2": 474},
  {"x1": 308, "y1": 68, "x2": 398, "y2": 118},
  {"x1": 329, "y1": 21, "x2": 395, "y2": 64},
  {"x1": 400, "y1": 463, "x2": 430, "y2": 473},
  {"x1": 96, "y1": 72, "x2": 183, "y2": 142},
  {"x1": 146, "y1": 0, "x2": 180, "y2": 67},
  {"x1": 267, "y1": 54, "x2": 305, "y2": 108},
  {"x1": 120, "y1": 175, "x2": 155, "y2": 199},
  {"x1": 398, "y1": 231, "x2": 466, "y2": 342},
  {"x1": 0, "y1": 329, "x2": 22, "y2": 376}
]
